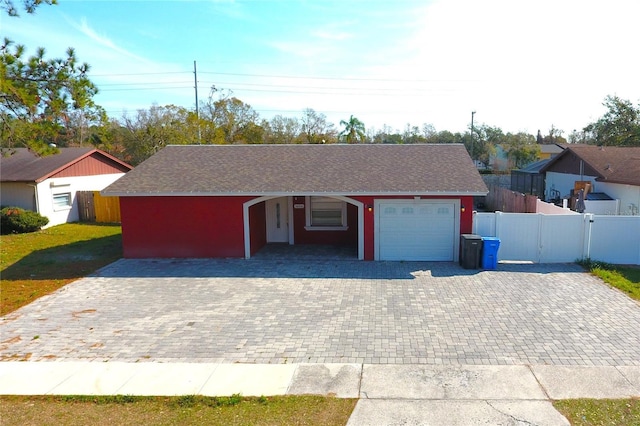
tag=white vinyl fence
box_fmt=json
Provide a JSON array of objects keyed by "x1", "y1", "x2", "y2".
[{"x1": 473, "y1": 212, "x2": 640, "y2": 265}]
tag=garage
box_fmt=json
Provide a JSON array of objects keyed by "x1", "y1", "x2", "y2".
[{"x1": 375, "y1": 199, "x2": 459, "y2": 261}]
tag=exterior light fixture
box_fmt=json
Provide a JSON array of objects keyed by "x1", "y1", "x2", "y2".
[
  {"x1": 461, "y1": 205, "x2": 466, "y2": 213},
  {"x1": 367, "y1": 205, "x2": 373, "y2": 212}
]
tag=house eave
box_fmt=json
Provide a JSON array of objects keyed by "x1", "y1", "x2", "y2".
[{"x1": 102, "y1": 190, "x2": 489, "y2": 197}]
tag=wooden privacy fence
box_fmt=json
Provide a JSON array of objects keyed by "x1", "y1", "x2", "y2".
[
  {"x1": 485, "y1": 185, "x2": 538, "y2": 213},
  {"x1": 77, "y1": 191, "x2": 121, "y2": 223}
]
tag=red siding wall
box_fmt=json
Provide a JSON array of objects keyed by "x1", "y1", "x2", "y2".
[
  {"x1": 459, "y1": 196, "x2": 474, "y2": 234},
  {"x1": 249, "y1": 202, "x2": 267, "y2": 255},
  {"x1": 120, "y1": 195, "x2": 473, "y2": 261},
  {"x1": 53, "y1": 153, "x2": 131, "y2": 177},
  {"x1": 120, "y1": 196, "x2": 252, "y2": 258}
]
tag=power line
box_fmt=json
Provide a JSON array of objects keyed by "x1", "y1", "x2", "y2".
[
  {"x1": 196, "y1": 71, "x2": 473, "y2": 83},
  {"x1": 97, "y1": 81, "x2": 455, "y2": 96},
  {"x1": 90, "y1": 71, "x2": 189, "y2": 77},
  {"x1": 89, "y1": 69, "x2": 474, "y2": 83},
  {"x1": 99, "y1": 86, "x2": 194, "y2": 92}
]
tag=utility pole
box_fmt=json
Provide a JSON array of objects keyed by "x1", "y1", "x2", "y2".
[
  {"x1": 194, "y1": 60, "x2": 201, "y2": 143},
  {"x1": 471, "y1": 111, "x2": 476, "y2": 166}
]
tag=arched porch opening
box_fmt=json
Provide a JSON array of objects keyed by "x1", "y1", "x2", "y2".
[{"x1": 243, "y1": 195, "x2": 364, "y2": 260}]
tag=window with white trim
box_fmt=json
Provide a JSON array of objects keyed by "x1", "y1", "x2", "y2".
[
  {"x1": 305, "y1": 196, "x2": 348, "y2": 230},
  {"x1": 52, "y1": 192, "x2": 72, "y2": 210}
]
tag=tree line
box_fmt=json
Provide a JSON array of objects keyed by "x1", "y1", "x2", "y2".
[{"x1": 2, "y1": 1, "x2": 639, "y2": 167}]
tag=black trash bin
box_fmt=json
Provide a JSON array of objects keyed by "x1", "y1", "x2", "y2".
[{"x1": 460, "y1": 234, "x2": 482, "y2": 269}]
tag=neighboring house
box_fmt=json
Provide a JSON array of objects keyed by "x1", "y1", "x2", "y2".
[
  {"x1": 491, "y1": 143, "x2": 565, "y2": 172},
  {"x1": 540, "y1": 145, "x2": 640, "y2": 215},
  {"x1": 102, "y1": 144, "x2": 488, "y2": 261},
  {"x1": 510, "y1": 159, "x2": 550, "y2": 199},
  {"x1": 489, "y1": 144, "x2": 510, "y2": 171},
  {"x1": 538, "y1": 143, "x2": 565, "y2": 160},
  {"x1": 1, "y1": 147, "x2": 133, "y2": 227}
]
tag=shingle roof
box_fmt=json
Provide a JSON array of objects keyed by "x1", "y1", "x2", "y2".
[
  {"x1": 103, "y1": 144, "x2": 488, "y2": 196},
  {"x1": 541, "y1": 145, "x2": 640, "y2": 186},
  {"x1": 515, "y1": 159, "x2": 550, "y2": 174},
  {"x1": 1, "y1": 148, "x2": 132, "y2": 182},
  {"x1": 539, "y1": 144, "x2": 565, "y2": 155}
]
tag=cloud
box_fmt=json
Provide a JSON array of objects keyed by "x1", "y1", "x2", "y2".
[
  {"x1": 70, "y1": 17, "x2": 150, "y2": 64},
  {"x1": 206, "y1": 0, "x2": 249, "y2": 20},
  {"x1": 311, "y1": 30, "x2": 353, "y2": 41}
]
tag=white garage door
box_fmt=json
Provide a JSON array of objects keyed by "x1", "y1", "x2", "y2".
[{"x1": 377, "y1": 200, "x2": 456, "y2": 261}]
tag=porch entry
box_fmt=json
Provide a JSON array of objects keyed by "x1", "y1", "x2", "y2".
[{"x1": 265, "y1": 197, "x2": 289, "y2": 243}]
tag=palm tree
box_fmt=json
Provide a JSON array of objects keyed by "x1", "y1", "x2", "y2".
[{"x1": 339, "y1": 115, "x2": 366, "y2": 143}]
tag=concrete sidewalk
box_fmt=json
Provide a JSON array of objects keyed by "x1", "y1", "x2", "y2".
[{"x1": 1, "y1": 362, "x2": 638, "y2": 425}]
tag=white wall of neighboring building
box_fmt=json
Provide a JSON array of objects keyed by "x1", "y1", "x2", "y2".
[
  {"x1": 584, "y1": 199, "x2": 620, "y2": 215},
  {"x1": 545, "y1": 171, "x2": 640, "y2": 216},
  {"x1": 35, "y1": 173, "x2": 125, "y2": 228},
  {"x1": 544, "y1": 172, "x2": 598, "y2": 200},
  {"x1": 596, "y1": 182, "x2": 640, "y2": 215},
  {"x1": 0, "y1": 182, "x2": 36, "y2": 211}
]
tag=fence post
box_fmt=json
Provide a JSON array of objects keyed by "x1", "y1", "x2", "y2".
[
  {"x1": 536, "y1": 213, "x2": 545, "y2": 263},
  {"x1": 472, "y1": 211, "x2": 477, "y2": 234},
  {"x1": 583, "y1": 213, "x2": 594, "y2": 260}
]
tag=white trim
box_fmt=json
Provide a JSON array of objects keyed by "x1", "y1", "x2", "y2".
[
  {"x1": 304, "y1": 226, "x2": 348, "y2": 231},
  {"x1": 242, "y1": 195, "x2": 364, "y2": 260},
  {"x1": 288, "y1": 196, "x2": 294, "y2": 245},
  {"x1": 52, "y1": 192, "x2": 72, "y2": 211},
  {"x1": 305, "y1": 195, "x2": 348, "y2": 230},
  {"x1": 374, "y1": 198, "x2": 460, "y2": 261}
]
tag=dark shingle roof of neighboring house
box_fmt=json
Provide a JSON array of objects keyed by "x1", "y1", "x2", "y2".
[
  {"x1": 540, "y1": 145, "x2": 640, "y2": 186},
  {"x1": 515, "y1": 159, "x2": 550, "y2": 174},
  {"x1": 539, "y1": 143, "x2": 565, "y2": 156},
  {"x1": 1, "y1": 147, "x2": 133, "y2": 183},
  {"x1": 103, "y1": 144, "x2": 488, "y2": 196}
]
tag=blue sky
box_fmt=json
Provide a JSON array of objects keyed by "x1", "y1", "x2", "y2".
[{"x1": 2, "y1": 0, "x2": 639, "y2": 135}]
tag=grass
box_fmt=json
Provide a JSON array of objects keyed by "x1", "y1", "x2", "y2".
[
  {"x1": 577, "y1": 258, "x2": 640, "y2": 301},
  {"x1": 0, "y1": 394, "x2": 358, "y2": 426},
  {"x1": 0, "y1": 223, "x2": 123, "y2": 315},
  {"x1": 554, "y1": 398, "x2": 640, "y2": 426}
]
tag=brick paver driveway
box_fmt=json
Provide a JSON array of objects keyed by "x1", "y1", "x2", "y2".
[{"x1": 2, "y1": 259, "x2": 639, "y2": 365}]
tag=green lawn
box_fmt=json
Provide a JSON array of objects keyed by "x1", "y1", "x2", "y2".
[
  {"x1": 554, "y1": 398, "x2": 640, "y2": 426},
  {"x1": 0, "y1": 223, "x2": 123, "y2": 315},
  {"x1": 578, "y1": 258, "x2": 640, "y2": 301},
  {"x1": 0, "y1": 395, "x2": 357, "y2": 426}
]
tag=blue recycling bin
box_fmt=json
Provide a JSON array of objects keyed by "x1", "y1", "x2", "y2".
[{"x1": 481, "y1": 237, "x2": 500, "y2": 270}]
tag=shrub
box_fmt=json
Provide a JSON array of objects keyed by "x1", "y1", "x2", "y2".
[{"x1": 0, "y1": 206, "x2": 49, "y2": 234}]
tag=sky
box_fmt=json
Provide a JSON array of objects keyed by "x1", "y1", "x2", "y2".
[{"x1": 2, "y1": 0, "x2": 639, "y2": 135}]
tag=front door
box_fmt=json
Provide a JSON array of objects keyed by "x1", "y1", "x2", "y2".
[{"x1": 266, "y1": 197, "x2": 289, "y2": 243}]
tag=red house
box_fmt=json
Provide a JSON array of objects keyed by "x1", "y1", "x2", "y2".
[{"x1": 103, "y1": 144, "x2": 487, "y2": 261}]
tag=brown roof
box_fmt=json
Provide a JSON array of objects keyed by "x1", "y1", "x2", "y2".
[
  {"x1": 103, "y1": 144, "x2": 488, "y2": 196},
  {"x1": 540, "y1": 145, "x2": 640, "y2": 186},
  {"x1": 1, "y1": 148, "x2": 132, "y2": 183}
]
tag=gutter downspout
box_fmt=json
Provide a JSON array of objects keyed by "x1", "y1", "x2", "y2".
[{"x1": 27, "y1": 183, "x2": 39, "y2": 213}]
